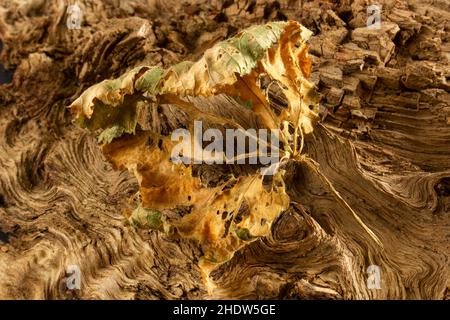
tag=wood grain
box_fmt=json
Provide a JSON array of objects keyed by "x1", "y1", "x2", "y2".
[{"x1": 0, "y1": 0, "x2": 448, "y2": 299}]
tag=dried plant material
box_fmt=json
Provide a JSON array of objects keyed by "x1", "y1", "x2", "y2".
[
  {"x1": 70, "y1": 22, "x2": 319, "y2": 148},
  {"x1": 2, "y1": 0, "x2": 450, "y2": 301},
  {"x1": 69, "y1": 21, "x2": 316, "y2": 272},
  {"x1": 70, "y1": 21, "x2": 383, "y2": 281}
]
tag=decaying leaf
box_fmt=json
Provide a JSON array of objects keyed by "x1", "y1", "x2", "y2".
[
  {"x1": 69, "y1": 21, "x2": 319, "y2": 147},
  {"x1": 69, "y1": 20, "x2": 380, "y2": 282}
]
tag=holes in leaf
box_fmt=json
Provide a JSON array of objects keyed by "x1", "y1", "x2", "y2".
[
  {"x1": 266, "y1": 80, "x2": 289, "y2": 117},
  {"x1": 172, "y1": 205, "x2": 193, "y2": 218},
  {"x1": 222, "y1": 211, "x2": 228, "y2": 220},
  {"x1": 223, "y1": 219, "x2": 231, "y2": 237},
  {"x1": 234, "y1": 199, "x2": 250, "y2": 224},
  {"x1": 262, "y1": 174, "x2": 274, "y2": 192}
]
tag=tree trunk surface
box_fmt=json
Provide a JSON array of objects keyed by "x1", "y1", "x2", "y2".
[{"x1": 0, "y1": 0, "x2": 449, "y2": 299}]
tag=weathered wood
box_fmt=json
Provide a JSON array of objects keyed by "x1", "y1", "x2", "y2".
[{"x1": 0, "y1": 0, "x2": 449, "y2": 300}]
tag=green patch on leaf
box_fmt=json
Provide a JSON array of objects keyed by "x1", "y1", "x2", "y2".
[
  {"x1": 130, "y1": 204, "x2": 164, "y2": 231},
  {"x1": 145, "y1": 210, "x2": 164, "y2": 230},
  {"x1": 135, "y1": 67, "x2": 165, "y2": 94},
  {"x1": 98, "y1": 125, "x2": 125, "y2": 144},
  {"x1": 76, "y1": 97, "x2": 138, "y2": 134},
  {"x1": 233, "y1": 96, "x2": 253, "y2": 109},
  {"x1": 235, "y1": 228, "x2": 254, "y2": 241},
  {"x1": 220, "y1": 22, "x2": 287, "y2": 76}
]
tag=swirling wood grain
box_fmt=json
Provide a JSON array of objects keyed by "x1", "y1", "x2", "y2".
[{"x1": 0, "y1": 0, "x2": 448, "y2": 299}]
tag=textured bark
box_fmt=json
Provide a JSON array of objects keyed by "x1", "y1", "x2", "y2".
[{"x1": 0, "y1": 0, "x2": 449, "y2": 300}]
